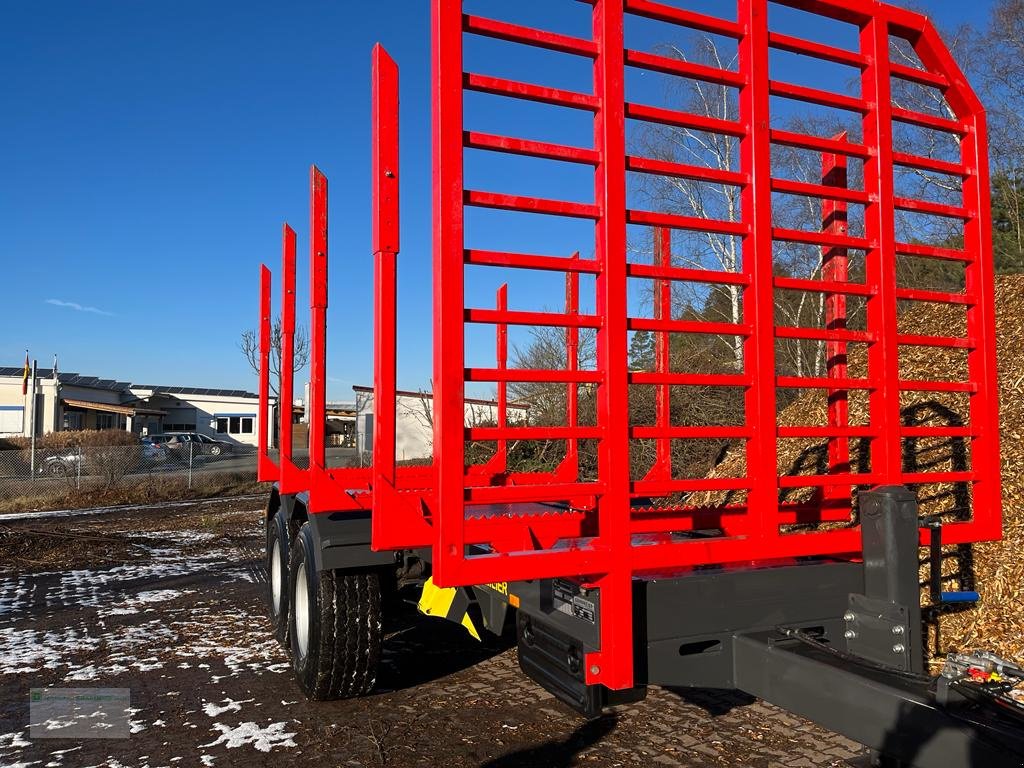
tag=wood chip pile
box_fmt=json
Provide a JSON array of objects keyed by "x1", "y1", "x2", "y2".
[{"x1": 692, "y1": 274, "x2": 1024, "y2": 661}]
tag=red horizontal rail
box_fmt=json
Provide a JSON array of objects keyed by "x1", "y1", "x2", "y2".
[
  {"x1": 770, "y1": 129, "x2": 871, "y2": 158},
  {"x1": 773, "y1": 227, "x2": 871, "y2": 250},
  {"x1": 465, "y1": 483, "x2": 603, "y2": 504},
  {"x1": 899, "y1": 379, "x2": 978, "y2": 393},
  {"x1": 891, "y1": 107, "x2": 968, "y2": 134},
  {"x1": 627, "y1": 155, "x2": 747, "y2": 186},
  {"x1": 889, "y1": 62, "x2": 949, "y2": 90},
  {"x1": 775, "y1": 326, "x2": 876, "y2": 343},
  {"x1": 439, "y1": 547, "x2": 608, "y2": 586},
  {"x1": 895, "y1": 241, "x2": 972, "y2": 262},
  {"x1": 769, "y1": 80, "x2": 867, "y2": 113},
  {"x1": 462, "y1": 14, "x2": 598, "y2": 58},
  {"x1": 895, "y1": 287, "x2": 974, "y2": 305},
  {"x1": 464, "y1": 190, "x2": 600, "y2": 219},
  {"x1": 894, "y1": 196, "x2": 971, "y2": 220},
  {"x1": 777, "y1": 376, "x2": 875, "y2": 390},
  {"x1": 464, "y1": 73, "x2": 600, "y2": 111},
  {"x1": 626, "y1": 102, "x2": 746, "y2": 137},
  {"x1": 628, "y1": 262, "x2": 751, "y2": 285},
  {"x1": 778, "y1": 473, "x2": 878, "y2": 488},
  {"x1": 767, "y1": 32, "x2": 866, "y2": 68},
  {"x1": 631, "y1": 425, "x2": 753, "y2": 439},
  {"x1": 467, "y1": 426, "x2": 604, "y2": 441},
  {"x1": 628, "y1": 317, "x2": 752, "y2": 335},
  {"x1": 630, "y1": 372, "x2": 753, "y2": 387},
  {"x1": 897, "y1": 333, "x2": 974, "y2": 349},
  {"x1": 624, "y1": 48, "x2": 746, "y2": 87},
  {"x1": 632, "y1": 477, "x2": 751, "y2": 495},
  {"x1": 465, "y1": 131, "x2": 599, "y2": 165},
  {"x1": 465, "y1": 249, "x2": 601, "y2": 273},
  {"x1": 465, "y1": 308, "x2": 603, "y2": 328},
  {"x1": 892, "y1": 152, "x2": 967, "y2": 177},
  {"x1": 627, "y1": 208, "x2": 749, "y2": 236},
  {"x1": 465, "y1": 367, "x2": 604, "y2": 383},
  {"x1": 623, "y1": 0, "x2": 743, "y2": 39},
  {"x1": 772, "y1": 177, "x2": 871, "y2": 204},
  {"x1": 902, "y1": 471, "x2": 977, "y2": 485},
  {"x1": 777, "y1": 426, "x2": 879, "y2": 438},
  {"x1": 773, "y1": 276, "x2": 875, "y2": 296},
  {"x1": 901, "y1": 426, "x2": 976, "y2": 438}
]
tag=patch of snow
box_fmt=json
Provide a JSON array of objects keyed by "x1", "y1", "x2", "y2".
[
  {"x1": 202, "y1": 698, "x2": 253, "y2": 717},
  {"x1": 202, "y1": 722, "x2": 297, "y2": 753}
]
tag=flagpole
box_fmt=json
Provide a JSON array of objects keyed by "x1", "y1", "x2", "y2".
[{"x1": 29, "y1": 360, "x2": 37, "y2": 480}]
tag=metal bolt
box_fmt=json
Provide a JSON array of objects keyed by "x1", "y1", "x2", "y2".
[
  {"x1": 892, "y1": 625, "x2": 905, "y2": 635},
  {"x1": 893, "y1": 643, "x2": 906, "y2": 654},
  {"x1": 844, "y1": 630, "x2": 857, "y2": 640},
  {"x1": 385, "y1": 169, "x2": 395, "y2": 178},
  {"x1": 843, "y1": 612, "x2": 855, "y2": 622},
  {"x1": 589, "y1": 665, "x2": 600, "y2": 675}
]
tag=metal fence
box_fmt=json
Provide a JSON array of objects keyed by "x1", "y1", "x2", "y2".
[{"x1": 0, "y1": 443, "x2": 258, "y2": 506}]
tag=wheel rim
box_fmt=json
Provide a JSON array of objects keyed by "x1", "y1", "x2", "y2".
[
  {"x1": 271, "y1": 539, "x2": 282, "y2": 615},
  {"x1": 294, "y1": 566, "x2": 310, "y2": 658},
  {"x1": 211, "y1": 446, "x2": 221, "y2": 455}
]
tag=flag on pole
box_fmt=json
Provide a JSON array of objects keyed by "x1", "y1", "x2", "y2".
[
  {"x1": 52, "y1": 354, "x2": 59, "y2": 383},
  {"x1": 21, "y1": 351, "x2": 29, "y2": 396}
]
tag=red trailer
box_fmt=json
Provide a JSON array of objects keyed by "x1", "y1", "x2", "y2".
[{"x1": 256, "y1": 1, "x2": 1022, "y2": 763}]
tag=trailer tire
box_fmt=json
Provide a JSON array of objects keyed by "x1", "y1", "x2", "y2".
[
  {"x1": 266, "y1": 510, "x2": 290, "y2": 646},
  {"x1": 288, "y1": 522, "x2": 382, "y2": 700}
]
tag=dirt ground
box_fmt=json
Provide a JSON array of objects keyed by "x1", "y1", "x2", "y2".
[{"x1": 0, "y1": 499, "x2": 866, "y2": 768}]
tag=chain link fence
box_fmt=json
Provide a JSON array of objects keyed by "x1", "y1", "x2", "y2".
[{"x1": 0, "y1": 442, "x2": 258, "y2": 511}]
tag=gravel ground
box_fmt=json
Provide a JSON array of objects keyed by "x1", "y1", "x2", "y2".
[{"x1": 0, "y1": 499, "x2": 867, "y2": 767}]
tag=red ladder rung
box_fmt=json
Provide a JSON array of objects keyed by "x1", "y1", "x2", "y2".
[
  {"x1": 623, "y1": 0, "x2": 743, "y2": 39},
  {"x1": 464, "y1": 190, "x2": 600, "y2": 219},
  {"x1": 624, "y1": 48, "x2": 746, "y2": 88},
  {"x1": 465, "y1": 249, "x2": 601, "y2": 273},
  {"x1": 465, "y1": 483, "x2": 604, "y2": 503},
  {"x1": 627, "y1": 155, "x2": 746, "y2": 186},
  {"x1": 897, "y1": 333, "x2": 975, "y2": 349},
  {"x1": 899, "y1": 379, "x2": 978, "y2": 393},
  {"x1": 895, "y1": 287, "x2": 975, "y2": 305},
  {"x1": 465, "y1": 367, "x2": 604, "y2": 383},
  {"x1": 773, "y1": 276, "x2": 874, "y2": 296},
  {"x1": 629, "y1": 371, "x2": 753, "y2": 387},
  {"x1": 462, "y1": 14, "x2": 598, "y2": 58},
  {"x1": 463, "y1": 72, "x2": 600, "y2": 111},
  {"x1": 626, "y1": 102, "x2": 746, "y2": 137},
  {"x1": 467, "y1": 426, "x2": 604, "y2": 441},
  {"x1": 902, "y1": 471, "x2": 977, "y2": 485},
  {"x1": 775, "y1": 326, "x2": 875, "y2": 343},
  {"x1": 465, "y1": 308, "x2": 603, "y2": 328},
  {"x1": 632, "y1": 477, "x2": 751, "y2": 495},
  {"x1": 631, "y1": 426, "x2": 753, "y2": 439},
  {"x1": 777, "y1": 426, "x2": 880, "y2": 438},
  {"x1": 894, "y1": 196, "x2": 971, "y2": 220},
  {"x1": 767, "y1": 32, "x2": 867, "y2": 68},
  {"x1": 891, "y1": 107, "x2": 968, "y2": 134},
  {"x1": 464, "y1": 131, "x2": 599, "y2": 165},
  {"x1": 892, "y1": 152, "x2": 968, "y2": 177},
  {"x1": 628, "y1": 262, "x2": 751, "y2": 285},
  {"x1": 776, "y1": 376, "x2": 875, "y2": 390},
  {"x1": 895, "y1": 241, "x2": 972, "y2": 262},
  {"x1": 778, "y1": 473, "x2": 879, "y2": 489},
  {"x1": 770, "y1": 129, "x2": 871, "y2": 158},
  {"x1": 773, "y1": 227, "x2": 870, "y2": 250},
  {"x1": 901, "y1": 426, "x2": 977, "y2": 438},
  {"x1": 628, "y1": 208, "x2": 748, "y2": 236},
  {"x1": 771, "y1": 177, "x2": 871, "y2": 204},
  {"x1": 769, "y1": 80, "x2": 868, "y2": 113},
  {"x1": 628, "y1": 317, "x2": 752, "y2": 336},
  {"x1": 889, "y1": 62, "x2": 949, "y2": 89}
]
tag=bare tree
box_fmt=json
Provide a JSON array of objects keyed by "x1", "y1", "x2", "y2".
[{"x1": 239, "y1": 318, "x2": 310, "y2": 398}]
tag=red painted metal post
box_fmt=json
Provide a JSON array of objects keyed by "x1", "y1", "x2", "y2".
[
  {"x1": 372, "y1": 44, "x2": 400, "y2": 491},
  {"x1": 738, "y1": 0, "x2": 779, "y2": 542},
  {"x1": 654, "y1": 227, "x2": 672, "y2": 480},
  {"x1": 860, "y1": 13, "x2": 902, "y2": 484},
  {"x1": 821, "y1": 139, "x2": 850, "y2": 504},
  {"x1": 280, "y1": 224, "x2": 299, "y2": 489},
  {"x1": 308, "y1": 167, "x2": 329, "y2": 490},
  {"x1": 432, "y1": 0, "x2": 467, "y2": 586},
  {"x1": 587, "y1": 0, "x2": 633, "y2": 691},
  {"x1": 495, "y1": 283, "x2": 509, "y2": 471},
  {"x1": 561, "y1": 269, "x2": 580, "y2": 480},
  {"x1": 257, "y1": 264, "x2": 274, "y2": 481}
]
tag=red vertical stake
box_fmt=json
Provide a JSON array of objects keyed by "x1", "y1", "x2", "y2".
[
  {"x1": 432, "y1": 0, "x2": 467, "y2": 587},
  {"x1": 280, "y1": 225, "x2": 299, "y2": 491},
  {"x1": 860, "y1": 14, "x2": 902, "y2": 486},
  {"x1": 738, "y1": 0, "x2": 779, "y2": 542},
  {"x1": 372, "y1": 45, "x2": 400, "y2": 493},
  {"x1": 586, "y1": 0, "x2": 634, "y2": 692},
  {"x1": 562, "y1": 268, "x2": 580, "y2": 479},
  {"x1": 654, "y1": 227, "x2": 672, "y2": 480},
  {"x1": 495, "y1": 284, "x2": 509, "y2": 472},
  {"x1": 821, "y1": 140, "x2": 850, "y2": 505},
  {"x1": 257, "y1": 265, "x2": 274, "y2": 481},
  {"x1": 308, "y1": 166, "x2": 329, "y2": 505}
]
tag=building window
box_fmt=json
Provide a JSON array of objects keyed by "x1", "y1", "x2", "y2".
[
  {"x1": 164, "y1": 423, "x2": 197, "y2": 432},
  {"x1": 215, "y1": 415, "x2": 255, "y2": 435}
]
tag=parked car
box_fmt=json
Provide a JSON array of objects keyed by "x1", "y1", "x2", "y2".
[
  {"x1": 39, "y1": 440, "x2": 166, "y2": 476},
  {"x1": 147, "y1": 432, "x2": 233, "y2": 457}
]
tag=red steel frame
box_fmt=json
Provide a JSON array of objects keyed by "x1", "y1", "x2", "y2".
[{"x1": 257, "y1": 0, "x2": 1002, "y2": 692}]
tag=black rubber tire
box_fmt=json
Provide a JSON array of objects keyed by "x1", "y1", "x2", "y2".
[
  {"x1": 266, "y1": 510, "x2": 290, "y2": 646},
  {"x1": 288, "y1": 522, "x2": 382, "y2": 700}
]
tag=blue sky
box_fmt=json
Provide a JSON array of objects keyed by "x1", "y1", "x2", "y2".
[{"x1": 0, "y1": 0, "x2": 994, "y2": 399}]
